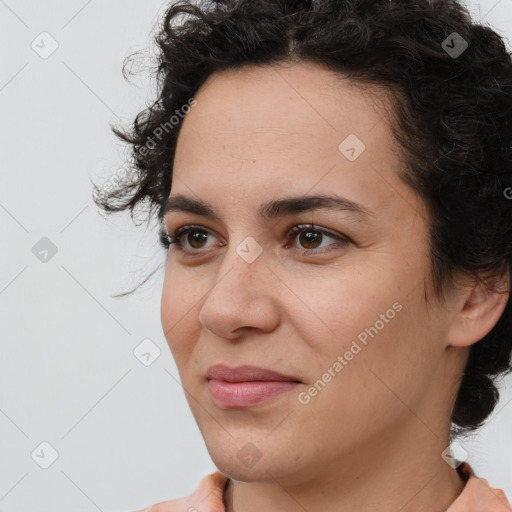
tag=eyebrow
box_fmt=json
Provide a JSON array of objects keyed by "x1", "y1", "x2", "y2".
[{"x1": 163, "y1": 193, "x2": 375, "y2": 223}]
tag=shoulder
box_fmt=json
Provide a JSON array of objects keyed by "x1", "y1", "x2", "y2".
[
  {"x1": 447, "y1": 462, "x2": 511, "y2": 512},
  {"x1": 131, "y1": 471, "x2": 228, "y2": 512}
]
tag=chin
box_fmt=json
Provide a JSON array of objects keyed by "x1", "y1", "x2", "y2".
[{"x1": 204, "y1": 433, "x2": 309, "y2": 484}]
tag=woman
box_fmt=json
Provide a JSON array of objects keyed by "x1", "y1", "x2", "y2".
[{"x1": 93, "y1": 0, "x2": 512, "y2": 510}]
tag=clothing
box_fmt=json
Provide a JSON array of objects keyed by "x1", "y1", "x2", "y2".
[
  {"x1": 134, "y1": 461, "x2": 511, "y2": 511},
  {"x1": 447, "y1": 462, "x2": 511, "y2": 512}
]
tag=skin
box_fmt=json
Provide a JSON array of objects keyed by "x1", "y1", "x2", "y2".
[{"x1": 159, "y1": 60, "x2": 509, "y2": 512}]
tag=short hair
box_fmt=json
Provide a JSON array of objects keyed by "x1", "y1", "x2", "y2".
[{"x1": 92, "y1": 0, "x2": 512, "y2": 438}]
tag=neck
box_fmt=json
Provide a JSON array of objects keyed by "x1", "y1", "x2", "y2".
[{"x1": 223, "y1": 421, "x2": 467, "y2": 512}]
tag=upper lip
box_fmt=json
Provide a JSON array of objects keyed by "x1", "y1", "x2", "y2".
[{"x1": 206, "y1": 364, "x2": 301, "y2": 383}]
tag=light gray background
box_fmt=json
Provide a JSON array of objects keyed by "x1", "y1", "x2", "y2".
[{"x1": 0, "y1": 1, "x2": 511, "y2": 511}]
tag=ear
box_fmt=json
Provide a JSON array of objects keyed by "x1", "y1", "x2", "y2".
[{"x1": 446, "y1": 271, "x2": 510, "y2": 348}]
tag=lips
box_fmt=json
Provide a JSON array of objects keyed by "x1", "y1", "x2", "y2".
[
  {"x1": 205, "y1": 364, "x2": 302, "y2": 408},
  {"x1": 205, "y1": 364, "x2": 301, "y2": 383}
]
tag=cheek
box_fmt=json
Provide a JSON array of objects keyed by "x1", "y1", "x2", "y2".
[
  {"x1": 283, "y1": 266, "x2": 398, "y2": 359},
  {"x1": 295, "y1": 299, "x2": 434, "y2": 443},
  {"x1": 286, "y1": 258, "x2": 436, "y2": 390},
  {"x1": 160, "y1": 265, "x2": 200, "y2": 363},
  {"x1": 303, "y1": 280, "x2": 440, "y2": 420}
]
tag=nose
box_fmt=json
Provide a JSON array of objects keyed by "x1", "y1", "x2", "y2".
[{"x1": 198, "y1": 241, "x2": 280, "y2": 339}]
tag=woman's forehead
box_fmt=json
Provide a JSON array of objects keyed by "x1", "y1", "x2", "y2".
[
  {"x1": 184, "y1": 62, "x2": 391, "y2": 136},
  {"x1": 172, "y1": 62, "x2": 407, "y2": 215}
]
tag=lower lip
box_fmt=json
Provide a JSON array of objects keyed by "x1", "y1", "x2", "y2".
[{"x1": 208, "y1": 379, "x2": 300, "y2": 408}]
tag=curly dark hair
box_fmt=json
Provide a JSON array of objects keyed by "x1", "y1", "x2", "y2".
[{"x1": 92, "y1": 0, "x2": 512, "y2": 438}]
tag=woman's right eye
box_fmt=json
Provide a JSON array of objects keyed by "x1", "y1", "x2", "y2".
[{"x1": 162, "y1": 225, "x2": 217, "y2": 253}]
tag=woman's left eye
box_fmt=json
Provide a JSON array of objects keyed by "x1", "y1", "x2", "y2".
[
  {"x1": 162, "y1": 223, "x2": 350, "y2": 255},
  {"x1": 286, "y1": 224, "x2": 350, "y2": 255}
]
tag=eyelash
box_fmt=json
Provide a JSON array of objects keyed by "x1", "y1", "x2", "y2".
[{"x1": 159, "y1": 223, "x2": 351, "y2": 256}]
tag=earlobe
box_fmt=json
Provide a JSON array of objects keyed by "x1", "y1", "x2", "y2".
[{"x1": 446, "y1": 273, "x2": 510, "y2": 348}]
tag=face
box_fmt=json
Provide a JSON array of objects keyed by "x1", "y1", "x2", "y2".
[{"x1": 161, "y1": 61, "x2": 458, "y2": 486}]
